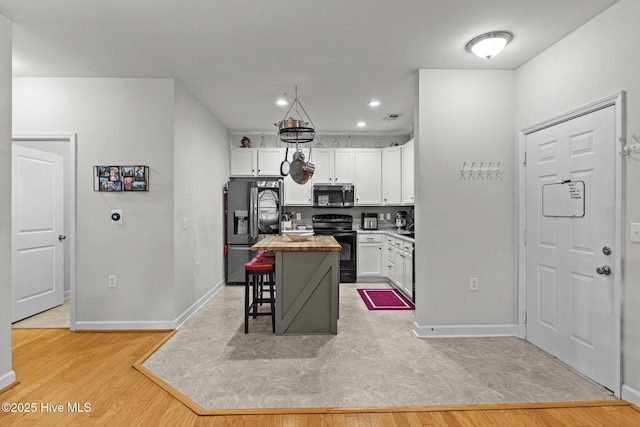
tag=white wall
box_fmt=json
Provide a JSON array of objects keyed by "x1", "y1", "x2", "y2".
[
  {"x1": 13, "y1": 78, "x2": 176, "y2": 327},
  {"x1": 0, "y1": 12, "x2": 16, "y2": 390},
  {"x1": 414, "y1": 70, "x2": 517, "y2": 336},
  {"x1": 173, "y1": 82, "x2": 229, "y2": 316},
  {"x1": 515, "y1": 0, "x2": 640, "y2": 400}
]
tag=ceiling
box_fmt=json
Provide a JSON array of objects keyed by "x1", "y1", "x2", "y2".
[{"x1": 1, "y1": 0, "x2": 619, "y2": 135}]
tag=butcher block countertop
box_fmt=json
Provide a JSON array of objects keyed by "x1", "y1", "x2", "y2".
[{"x1": 252, "y1": 235, "x2": 341, "y2": 252}]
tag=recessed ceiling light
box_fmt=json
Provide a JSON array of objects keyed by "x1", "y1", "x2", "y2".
[
  {"x1": 466, "y1": 31, "x2": 513, "y2": 59},
  {"x1": 276, "y1": 98, "x2": 289, "y2": 106},
  {"x1": 356, "y1": 121, "x2": 366, "y2": 127},
  {"x1": 367, "y1": 100, "x2": 381, "y2": 107}
]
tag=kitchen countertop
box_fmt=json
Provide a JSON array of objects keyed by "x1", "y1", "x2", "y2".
[
  {"x1": 252, "y1": 235, "x2": 341, "y2": 251},
  {"x1": 357, "y1": 228, "x2": 415, "y2": 242}
]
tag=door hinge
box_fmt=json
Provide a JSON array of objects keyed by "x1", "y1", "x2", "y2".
[
  {"x1": 523, "y1": 311, "x2": 527, "y2": 324},
  {"x1": 523, "y1": 230, "x2": 527, "y2": 245}
]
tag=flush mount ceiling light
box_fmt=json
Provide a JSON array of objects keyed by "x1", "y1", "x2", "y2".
[
  {"x1": 466, "y1": 31, "x2": 513, "y2": 59},
  {"x1": 356, "y1": 121, "x2": 366, "y2": 127},
  {"x1": 367, "y1": 100, "x2": 381, "y2": 107},
  {"x1": 276, "y1": 93, "x2": 289, "y2": 106}
]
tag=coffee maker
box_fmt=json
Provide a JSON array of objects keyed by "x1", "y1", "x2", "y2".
[{"x1": 395, "y1": 211, "x2": 407, "y2": 229}]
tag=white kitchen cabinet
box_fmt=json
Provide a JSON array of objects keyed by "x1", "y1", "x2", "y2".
[
  {"x1": 354, "y1": 149, "x2": 382, "y2": 205},
  {"x1": 229, "y1": 148, "x2": 284, "y2": 177},
  {"x1": 283, "y1": 174, "x2": 312, "y2": 205},
  {"x1": 382, "y1": 146, "x2": 402, "y2": 205},
  {"x1": 401, "y1": 139, "x2": 415, "y2": 205},
  {"x1": 313, "y1": 148, "x2": 354, "y2": 184},
  {"x1": 230, "y1": 148, "x2": 257, "y2": 176},
  {"x1": 402, "y1": 241, "x2": 414, "y2": 299},
  {"x1": 257, "y1": 148, "x2": 285, "y2": 176},
  {"x1": 384, "y1": 235, "x2": 396, "y2": 282},
  {"x1": 357, "y1": 233, "x2": 382, "y2": 277}
]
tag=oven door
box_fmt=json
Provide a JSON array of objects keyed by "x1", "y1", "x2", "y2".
[{"x1": 317, "y1": 230, "x2": 356, "y2": 283}]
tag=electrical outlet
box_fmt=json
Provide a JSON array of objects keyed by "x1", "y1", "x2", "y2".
[
  {"x1": 631, "y1": 223, "x2": 640, "y2": 243},
  {"x1": 470, "y1": 277, "x2": 478, "y2": 291},
  {"x1": 108, "y1": 275, "x2": 117, "y2": 288},
  {"x1": 379, "y1": 213, "x2": 384, "y2": 220},
  {"x1": 386, "y1": 213, "x2": 391, "y2": 220},
  {"x1": 296, "y1": 212, "x2": 301, "y2": 220},
  {"x1": 183, "y1": 218, "x2": 188, "y2": 230}
]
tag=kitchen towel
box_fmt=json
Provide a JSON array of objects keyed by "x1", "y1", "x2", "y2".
[{"x1": 357, "y1": 288, "x2": 414, "y2": 311}]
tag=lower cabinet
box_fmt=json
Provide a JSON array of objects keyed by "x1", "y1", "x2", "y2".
[
  {"x1": 357, "y1": 233, "x2": 382, "y2": 277},
  {"x1": 383, "y1": 235, "x2": 413, "y2": 300}
]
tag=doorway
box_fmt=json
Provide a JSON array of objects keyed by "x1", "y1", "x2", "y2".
[
  {"x1": 518, "y1": 93, "x2": 624, "y2": 396},
  {"x1": 11, "y1": 133, "x2": 77, "y2": 331}
]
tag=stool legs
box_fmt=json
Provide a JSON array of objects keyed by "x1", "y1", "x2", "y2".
[{"x1": 244, "y1": 268, "x2": 275, "y2": 334}]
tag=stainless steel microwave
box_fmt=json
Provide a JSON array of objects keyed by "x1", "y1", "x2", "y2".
[{"x1": 313, "y1": 184, "x2": 355, "y2": 207}]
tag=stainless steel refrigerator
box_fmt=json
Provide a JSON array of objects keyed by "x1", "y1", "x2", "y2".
[{"x1": 225, "y1": 179, "x2": 282, "y2": 284}]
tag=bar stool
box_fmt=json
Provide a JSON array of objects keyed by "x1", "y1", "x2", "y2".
[{"x1": 244, "y1": 256, "x2": 275, "y2": 333}]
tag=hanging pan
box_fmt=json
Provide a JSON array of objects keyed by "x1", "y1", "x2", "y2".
[{"x1": 280, "y1": 146, "x2": 290, "y2": 176}]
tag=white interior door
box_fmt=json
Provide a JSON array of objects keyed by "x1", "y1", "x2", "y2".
[
  {"x1": 12, "y1": 145, "x2": 65, "y2": 322},
  {"x1": 525, "y1": 105, "x2": 617, "y2": 391}
]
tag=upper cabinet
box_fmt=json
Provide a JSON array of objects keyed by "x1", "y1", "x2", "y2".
[
  {"x1": 230, "y1": 148, "x2": 284, "y2": 177},
  {"x1": 382, "y1": 146, "x2": 402, "y2": 205},
  {"x1": 354, "y1": 149, "x2": 382, "y2": 205},
  {"x1": 313, "y1": 148, "x2": 355, "y2": 184},
  {"x1": 401, "y1": 140, "x2": 414, "y2": 205}
]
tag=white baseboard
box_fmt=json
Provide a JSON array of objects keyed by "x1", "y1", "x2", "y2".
[
  {"x1": 64, "y1": 289, "x2": 70, "y2": 299},
  {"x1": 174, "y1": 279, "x2": 225, "y2": 330},
  {"x1": 413, "y1": 322, "x2": 518, "y2": 338},
  {"x1": 74, "y1": 280, "x2": 226, "y2": 331},
  {"x1": 622, "y1": 384, "x2": 640, "y2": 406},
  {"x1": 0, "y1": 370, "x2": 16, "y2": 390}
]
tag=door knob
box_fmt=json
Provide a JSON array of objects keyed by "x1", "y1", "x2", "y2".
[
  {"x1": 596, "y1": 265, "x2": 611, "y2": 276},
  {"x1": 58, "y1": 235, "x2": 66, "y2": 241}
]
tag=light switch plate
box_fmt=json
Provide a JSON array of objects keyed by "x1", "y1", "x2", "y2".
[{"x1": 631, "y1": 223, "x2": 640, "y2": 243}]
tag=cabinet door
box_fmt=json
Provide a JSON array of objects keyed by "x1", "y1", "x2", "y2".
[
  {"x1": 401, "y1": 140, "x2": 415, "y2": 205},
  {"x1": 283, "y1": 174, "x2": 312, "y2": 205},
  {"x1": 382, "y1": 146, "x2": 402, "y2": 205},
  {"x1": 230, "y1": 149, "x2": 257, "y2": 176},
  {"x1": 354, "y1": 149, "x2": 382, "y2": 205},
  {"x1": 357, "y1": 243, "x2": 382, "y2": 276},
  {"x1": 257, "y1": 148, "x2": 284, "y2": 176},
  {"x1": 333, "y1": 149, "x2": 355, "y2": 184},
  {"x1": 312, "y1": 148, "x2": 333, "y2": 184},
  {"x1": 403, "y1": 252, "x2": 413, "y2": 299},
  {"x1": 395, "y1": 246, "x2": 405, "y2": 291}
]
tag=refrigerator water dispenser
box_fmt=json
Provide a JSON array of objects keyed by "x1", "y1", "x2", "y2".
[{"x1": 234, "y1": 210, "x2": 248, "y2": 235}]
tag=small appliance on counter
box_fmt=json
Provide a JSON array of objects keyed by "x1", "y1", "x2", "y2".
[
  {"x1": 362, "y1": 213, "x2": 378, "y2": 230},
  {"x1": 395, "y1": 211, "x2": 407, "y2": 229}
]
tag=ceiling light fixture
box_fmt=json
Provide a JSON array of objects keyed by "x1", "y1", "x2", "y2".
[
  {"x1": 466, "y1": 31, "x2": 512, "y2": 60},
  {"x1": 276, "y1": 98, "x2": 289, "y2": 106},
  {"x1": 367, "y1": 100, "x2": 381, "y2": 107},
  {"x1": 356, "y1": 121, "x2": 366, "y2": 127}
]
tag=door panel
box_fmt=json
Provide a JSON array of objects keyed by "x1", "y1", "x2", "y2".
[
  {"x1": 12, "y1": 145, "x2": 64, "y2": 322},
  {"x1": 526, "y1": 106, "x2": 616, "y2": 390}
]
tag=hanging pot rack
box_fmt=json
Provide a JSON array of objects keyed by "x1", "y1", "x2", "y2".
[{"x1": 275, "y1": 86, "x2": 316, "y2": 144}]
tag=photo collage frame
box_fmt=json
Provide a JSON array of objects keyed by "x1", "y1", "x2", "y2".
[{"x1": 94, "y1": 165, "x2": 149, "y2": 192}]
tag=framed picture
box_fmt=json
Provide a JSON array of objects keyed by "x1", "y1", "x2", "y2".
[{"x1": 94, "y1": 165, "x2": 149, "y2": 192}]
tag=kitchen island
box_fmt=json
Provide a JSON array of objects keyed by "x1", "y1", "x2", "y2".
[{"x1": 252, "y1": 235, "x2": 341, "y2": 335}]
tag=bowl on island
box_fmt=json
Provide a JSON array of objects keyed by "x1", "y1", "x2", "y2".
[{"x1": 282, "y1": 230, "x2": 314, "y2": 242}]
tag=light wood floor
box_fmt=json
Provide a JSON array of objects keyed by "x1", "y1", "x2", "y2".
[{"x1": 1, "y1": 329, "x2": 639, "y2": 426}]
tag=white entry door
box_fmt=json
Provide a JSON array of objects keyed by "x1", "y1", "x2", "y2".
[
  {"x1": 525, "y1": 105, "x2": 618, "y2": 391},
  {"x1": 12, "y1": 145, "x2": 65, "y2": 322}
]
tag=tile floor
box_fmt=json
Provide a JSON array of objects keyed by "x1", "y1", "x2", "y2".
[{"x1": 143, "y1": 283, "x2": 614, "y2": 409}]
